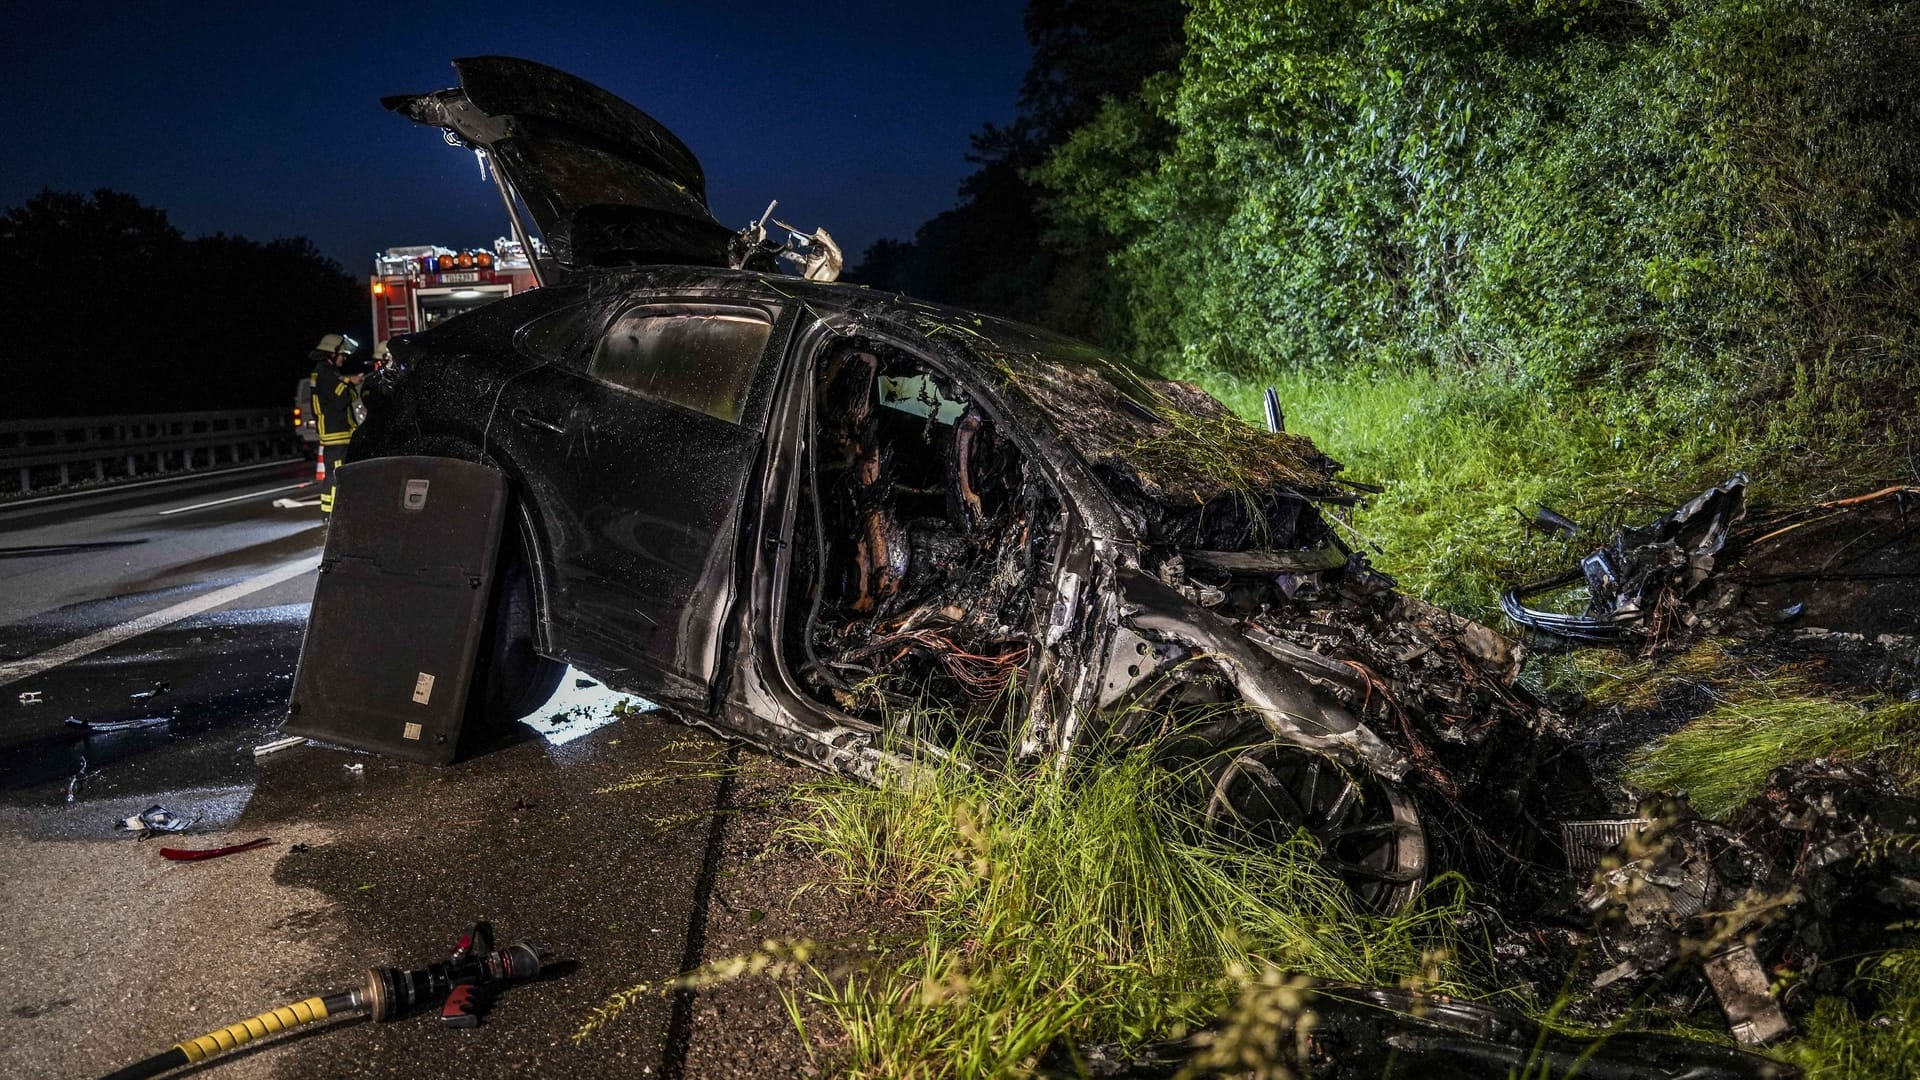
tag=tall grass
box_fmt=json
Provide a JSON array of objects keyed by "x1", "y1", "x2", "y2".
[
  {"x1": 784, "y1": 746, "x2": 1471, "y2": 1078},
  {"x1": 1626, "y1": 698, "x2": 1920, "y2": 820},
  {"x1": 1185, "y1": 364, "x2": 1897, "y2": 620},
  {"x1": 1783, "y1": 949, "x2": 1920, "y2": 1077}
]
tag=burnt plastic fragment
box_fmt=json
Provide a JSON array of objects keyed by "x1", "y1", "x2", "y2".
[{"x1": 1502, "y1": 474, "x2": 1748, "y2": 642}]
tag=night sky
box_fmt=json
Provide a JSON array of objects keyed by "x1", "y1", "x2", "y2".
[{"x1": 0, "y1": 1, "x2": 1031, "y2": 275}]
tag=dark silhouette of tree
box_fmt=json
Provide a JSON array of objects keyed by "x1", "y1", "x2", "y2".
[
  {"x1": 0, "y1": 189, "x2": 363, "y2": 419},
  {"x1": 844, "y1": 0, "x2": 1185, "y2": 345}
]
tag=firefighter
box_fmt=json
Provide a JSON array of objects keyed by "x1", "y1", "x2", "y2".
[{"x1": 308, "y1": 333, "x2": 362, "y2": 513}]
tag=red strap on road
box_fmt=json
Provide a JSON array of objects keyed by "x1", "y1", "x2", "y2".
[{"x1": 158, "y1": 837, "x2": 274, "y2": 861}]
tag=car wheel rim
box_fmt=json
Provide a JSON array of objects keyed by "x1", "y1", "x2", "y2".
[{"x1": 1204, "y1": 742, "x2": 1425, "y2": 914}]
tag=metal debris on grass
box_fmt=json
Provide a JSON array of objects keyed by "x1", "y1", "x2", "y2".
[{"x1": 1503, "y1": 474, "x2": 1749, "y2": 642}]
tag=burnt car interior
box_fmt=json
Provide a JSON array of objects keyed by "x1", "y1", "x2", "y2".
[{"x1": 780, "y1": 343, "x2": 1063, "y2": 747}]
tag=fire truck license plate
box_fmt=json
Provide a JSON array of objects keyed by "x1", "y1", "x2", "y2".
[{"x1": 441, "y1": 272, "x2": 479, "y2": 283}]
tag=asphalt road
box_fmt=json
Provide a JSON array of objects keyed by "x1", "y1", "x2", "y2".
[
  {"x1": 0, "y1": 460, "x2": 326, "y2": 815},
  {"x1": 0, "y1": 464, "x2": 738, "y2": 1079}
]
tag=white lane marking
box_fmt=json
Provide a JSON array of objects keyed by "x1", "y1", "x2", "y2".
[
  {"x1": 157, "y1": 483, "x2": 310, "y2": 516},
  {"x1": 0, "y1": 459, "x2": 306, "y2": 512},
  {"x1": 0, "y1": 554, "x2": 323, "y2": 687}
]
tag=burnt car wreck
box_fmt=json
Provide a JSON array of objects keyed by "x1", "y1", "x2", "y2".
[
  {"x1": 316, "y1": 57, "x2": 1915, "y2": 1070},
  {"x1": 356, "y1": 58, "x2": 1573, "y2": 919}
]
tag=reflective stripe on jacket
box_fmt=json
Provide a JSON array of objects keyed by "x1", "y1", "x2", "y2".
[{"x1": 310, "y1": 364, "x2": 358, "y2": 446}]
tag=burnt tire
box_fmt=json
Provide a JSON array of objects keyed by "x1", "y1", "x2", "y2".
[{"x1": 1139, "y1": 669, "x2": 1427, "y2": 914}]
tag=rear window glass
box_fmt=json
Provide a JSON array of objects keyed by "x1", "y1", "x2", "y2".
[{"x1": 588, "y1": 310, "x2": 772, "y2": 424}]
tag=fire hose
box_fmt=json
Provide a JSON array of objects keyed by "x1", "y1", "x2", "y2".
[{"x1": 99, "y1": 922, "x2": 545, "y2": 1080}]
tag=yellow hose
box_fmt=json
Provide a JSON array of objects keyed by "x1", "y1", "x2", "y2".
[{"x1": 172, "y1": 997, "x2": 330, "y2": 1063}]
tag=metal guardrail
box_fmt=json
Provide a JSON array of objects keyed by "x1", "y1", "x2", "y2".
[{"x1": 0, "y1": 409, "x2": 303, "y2": 497}]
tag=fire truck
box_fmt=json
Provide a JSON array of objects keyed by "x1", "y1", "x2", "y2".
[
  {"x1": 368, "y1": 237, "x2": 541, "y2": 349},
  {"x1": 295, "y1": 238, "x2": 543, "y2": 452}
]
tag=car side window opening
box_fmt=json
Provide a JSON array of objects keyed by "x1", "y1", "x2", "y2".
[
  {"x1": 588, "y1": 309, "x2": 773, "y2": 424},
  {"x1": 783, "y1": 343, "x2": 1063, "y2": 747}
]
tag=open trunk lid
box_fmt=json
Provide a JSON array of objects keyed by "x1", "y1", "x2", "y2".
[{"x1": 384, "y1": 56, "x2": 733, "y2": 271}]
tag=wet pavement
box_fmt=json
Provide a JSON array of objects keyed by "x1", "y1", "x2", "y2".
[{"x1": 0, "y1": 468, "x2": 752, "y2": 1078}]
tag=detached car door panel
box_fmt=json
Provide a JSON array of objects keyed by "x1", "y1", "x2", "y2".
[{"x1": 511, "y1": 299, "x2": 786, "y2": 705}]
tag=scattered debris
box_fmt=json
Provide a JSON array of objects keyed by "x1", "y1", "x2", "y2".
[
  {"x1": 127, "y1": 680, "x2": 170, "y2": 702},
  {"x1": 17, "y1": 690, "x2": 42, "y2": 705},
  {"x1": 343, "y1": 762, "x2": 365, "y2": 774},
  {"x1": 1704, "y1": 945, "x2": 1792, "y2": 1046},
  {"x1": 65, "y1": 755, "x2": 92, "y2": 803},
  {"x1": 1060, "y1": 983, "x2": 1795, "y2": 1078},
  {"x1": 252, "y1": 735, "x2": 306, "y2": 757},
  {"x1": 1524, "y1": 502, "x2": 1582, "y2": 539},
  {"x1": 117, "y1": 805, "x2": 192, "y2": 836},
  {"x1": 65, "y1": 714, "x2": 168, "y2": 734},
  {"x1": 1503, "y1": 474, "x2": 1749, "y2": 642},
  {"x1": 158, "y1": 837, "x2": 273, "y2": 862},
  {"x1": 1575, "y1": 760, "x2": 1920, "y2": 1043}
]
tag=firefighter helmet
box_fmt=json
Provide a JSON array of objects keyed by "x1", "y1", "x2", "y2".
[
  {"x1": 372, "y1": 341, "x2": 391, "y2": 362},
  {"x1": 310, "y1": 333, "x2": 360, "y2": 362}
]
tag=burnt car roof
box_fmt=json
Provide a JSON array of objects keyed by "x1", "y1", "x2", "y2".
[{"x1": 581, "y1": 264, "x2": 1346, "y2": 521}]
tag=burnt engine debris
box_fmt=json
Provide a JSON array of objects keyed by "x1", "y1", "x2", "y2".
[{"x1": 1575, "y1": 760, "x2": 1920, "y2": 1046}]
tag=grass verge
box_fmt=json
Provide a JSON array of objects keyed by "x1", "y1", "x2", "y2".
[
  {"x1": 1626, "y1": 698, "x2": 1920, "y2": 820},
  {"x1": 782, "y1": 746, "x2": 1470, "y2": 1078}
]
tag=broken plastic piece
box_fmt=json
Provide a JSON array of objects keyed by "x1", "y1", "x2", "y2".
[
  {"x1": 65, "y1": 715, "x2": 169, "y2": 734},
  {"x1": 17, "y1": 690, "x2": 42, "y2": 705},
  {"x1": 1560, "y1": 818, "x2": 1652, "y2": 875},
  {"x1": 253, "y1": 735, "x2": 307, "y2": 757},
  {"x1": 118, "y1": 805, "x2": 192, "y2": 835},
  {"x1": 159, "y1": 837, "x2": 273, "y2": 862},
  {"x1": 343, "y1": 762, "x2": 365, "y2": 774},
  {"x1": 128, "y1": 680, "x2": 170, "y2": 702},
  {"x1": 1704, "y1": 945, "x2": 1792, "y2": 1046},
  {"x1": 1528, "y1": 504, "x2": 1581, "y2": 538},
  {"x1": 66, "y1": 754, "x2": 90, "y2": 803}
]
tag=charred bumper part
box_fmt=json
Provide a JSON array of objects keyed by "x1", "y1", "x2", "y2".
[{"x1": 1503, "y1": 473, "x2": 1749, "y2": 642}]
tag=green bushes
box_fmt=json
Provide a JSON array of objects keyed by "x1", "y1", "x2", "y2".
[{"x1": 1040, "y1": 0, "x2": 1920, "y2": 449}]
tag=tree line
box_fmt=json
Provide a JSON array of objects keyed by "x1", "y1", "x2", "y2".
[{"x1": 0, "y1": 189, "x2": 363, "y2": 419}]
